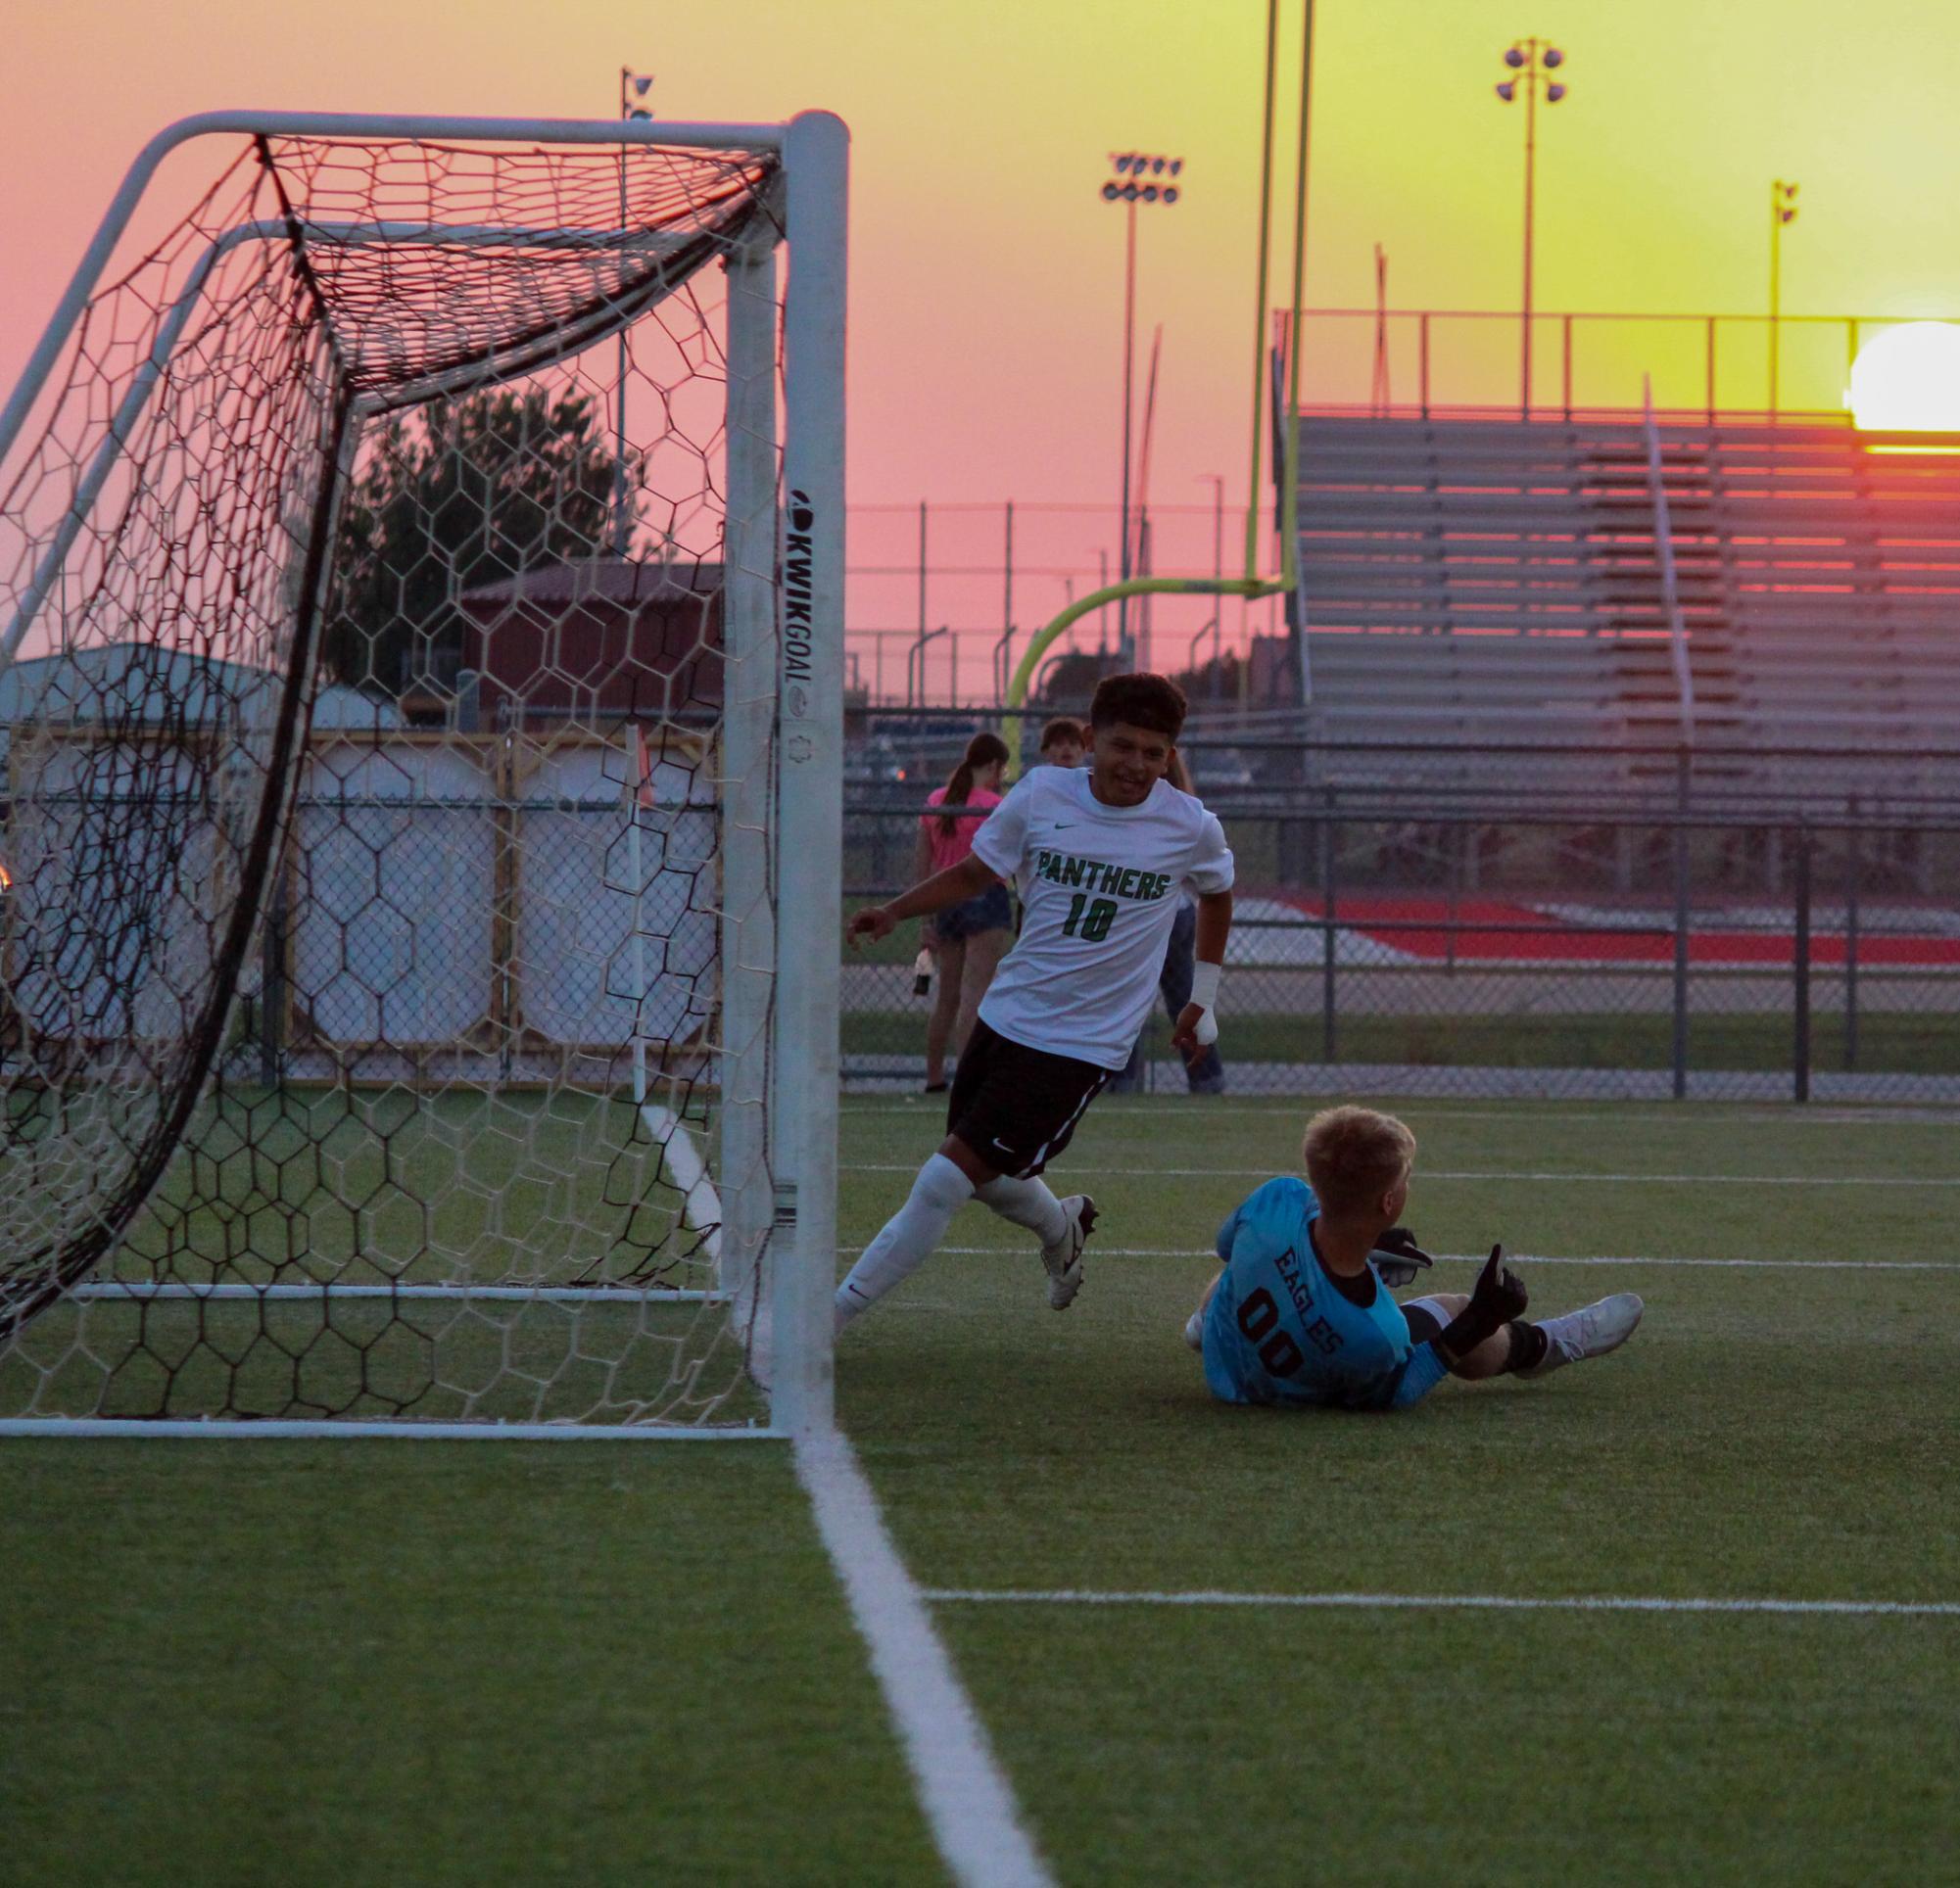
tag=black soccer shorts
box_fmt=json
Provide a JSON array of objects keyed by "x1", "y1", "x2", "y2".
[{"x1": 945, "y1": 1017, "x2": 1114, "y2": 1180}]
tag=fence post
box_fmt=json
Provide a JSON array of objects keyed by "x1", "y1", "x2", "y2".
[
  {"x1": 1793, "y1": 823, "x2": 1813, "y2": 1104},
  {"x1": 1320, "y1": 789, "x2": 1338, "y2": 1064},
  {"x1": 914, "y1": 499, "x2": 928, "y2": 704},
  {"x1": 1446, "y1": 822, "x2": 1460, "y2": 976},
  {"x1": 1419, "y1": 312, "x2": 1430, "y2": 419},
  {"x1": 1671, "y1": 746, "x2": 1691, "y2": 1100},
  {"x1": 1843, "y1": 798, "x2": 1860, "y2": 1071}
]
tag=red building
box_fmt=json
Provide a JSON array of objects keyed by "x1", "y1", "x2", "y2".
[{"x1": 457, "y1": 558, "x2": 724, "y2": 729}]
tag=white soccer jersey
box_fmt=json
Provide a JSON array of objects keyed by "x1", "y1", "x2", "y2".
[{"x1": 970, "y1": 765, "x2": 1235, "y2": 1070}]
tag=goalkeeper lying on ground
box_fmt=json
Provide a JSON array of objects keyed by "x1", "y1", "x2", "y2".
[{"x1": 1185, "y1": 1106, "x2": 1643, "y2": 1411}]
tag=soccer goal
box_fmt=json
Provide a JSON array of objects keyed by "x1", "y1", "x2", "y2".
[{"x1": 0, "y1": 110, "x2": 845, "y2": 1437}]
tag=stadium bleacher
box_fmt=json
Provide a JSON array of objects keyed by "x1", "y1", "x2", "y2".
[{"x1": 1291, "y1": 414, "x2": 1960, "y2": 803}]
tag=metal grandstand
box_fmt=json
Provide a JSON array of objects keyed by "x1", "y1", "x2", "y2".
[{"x1": 1288, "y1": 410, "x2": 1960, "y2": 809}]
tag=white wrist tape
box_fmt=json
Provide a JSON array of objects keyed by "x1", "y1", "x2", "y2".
[{"x1": 1189, "y1": 960, "x2": 1221, "y2": 1045}]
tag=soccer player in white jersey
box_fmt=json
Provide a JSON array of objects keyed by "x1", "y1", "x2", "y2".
[{"x1": 838, "y1": 674, "x2": 1234, "y2": 1330}]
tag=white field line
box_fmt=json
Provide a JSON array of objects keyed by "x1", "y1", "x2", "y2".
[
  {"x1": 839, "y1": 1246, "x2": 1960, "y2": 1271},
  {"x1": 794, "y1": 1428, "x2": 1052, "y2": 1888},
  {"x1": 843, "y1": 1104, "x2": 1960, "y2": 1126},
  {"x1": 922, "y1": 1588, "x2": 1960, "y2": 1619},
  {"x1": 640, "y1": 1103, "x2": 722, "y2": 1260},
  {"x1": 843, "y1": 1164, "x2": 1960, "y2": 1187}
]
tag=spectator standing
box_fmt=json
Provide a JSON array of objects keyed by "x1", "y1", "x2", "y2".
[
  {"x1": 1034, "y1": 716, "x2": 1086, "y2": 771},
  {"x1": 918, "y1": 732, "x2": 1014, "y2": 1092}
]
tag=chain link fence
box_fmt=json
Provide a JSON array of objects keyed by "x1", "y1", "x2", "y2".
[{"x1": 844, "y1": 730, "x2": 1960, "y2": 1103}]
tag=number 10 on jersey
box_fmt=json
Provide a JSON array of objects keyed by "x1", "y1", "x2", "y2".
[{"x1": 1061, "y1": 893, "x2": 1117, "y2": 941}]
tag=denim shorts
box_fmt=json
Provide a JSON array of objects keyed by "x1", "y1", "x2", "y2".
[{"x1": 933, "y1": 884, "x2": 1014, "y2": 942}]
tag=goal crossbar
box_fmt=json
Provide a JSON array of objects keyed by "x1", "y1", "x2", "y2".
[{"x1": 0, "y1": 112, "x2": 789, "y2": 521}]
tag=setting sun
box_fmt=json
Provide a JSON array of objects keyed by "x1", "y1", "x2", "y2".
[{"x1": 1847, "y1": 319, "x2": 1960, "y2": 431}]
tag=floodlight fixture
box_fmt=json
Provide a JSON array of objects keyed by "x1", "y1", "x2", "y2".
[
  {"x1": 618, "y1": 68, "x2": 656, "y2": 117},
  {"x1": 1544, "y1": 46, "x2": 1564, "y2": 67},
  {"x1": 1505, "y1": 46, "x2": 1526, "y2": 67},
  {"x1": 1548, "y1": 82, "x2": 1566, "y2": 102},
  {"x1": 1497, "y1": 80, "x2": 1515, "y2": 101}
]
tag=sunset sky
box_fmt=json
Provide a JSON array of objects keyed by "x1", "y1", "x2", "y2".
[{"x1": 6, "y1": 0, "x2": 1960, "y2": 687}]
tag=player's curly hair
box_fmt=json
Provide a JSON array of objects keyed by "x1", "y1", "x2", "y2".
[
  {"x1": 1303, "y1": 1107, "x2": 1416, "y2": 1219},
  {"x1": 1088, "y1": 672, "x2": 1187, "y2": 740}
]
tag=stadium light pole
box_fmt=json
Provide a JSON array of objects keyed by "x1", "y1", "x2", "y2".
[
  {"x1": 1101, "y1": 152, "x2": 1182, "y2": 659},
  {"x1": 1769, "y1": 179, "x2": 1799, "y2": 419},
  {"x1": 614, "y1": 69, "x2": 655, "y2": 556},
  {"x1": 1198, "y1": 472, "x2": 1224, "y2": 704},
  {"x1": 1494, "y1": 39, "x2": 1567, "y2": 418}
]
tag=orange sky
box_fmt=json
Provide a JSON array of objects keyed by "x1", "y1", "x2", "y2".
[{"x1": 6, "y1": 0, "x2": 1960, "y2": 682}]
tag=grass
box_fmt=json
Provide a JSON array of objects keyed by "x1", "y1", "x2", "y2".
[
  {"x1": 0, "y1": 1447, "x2": 936, "y2": 1886},
  {"x1": 5, "y1": 1094, "x2": 1958, "y2": 1882},
  {"x1": 845, "y1": 1004, "x2": 1960, "y2": 1072}
]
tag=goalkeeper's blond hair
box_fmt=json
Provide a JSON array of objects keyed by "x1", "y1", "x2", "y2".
[{"x1": 1302, "y1": 1107, "x2": 1416, "y2": 1219}]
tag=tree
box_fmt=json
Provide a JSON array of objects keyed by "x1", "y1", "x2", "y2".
[{"x1": 322, "y1": 388, "x2": 636, "y2": 693}]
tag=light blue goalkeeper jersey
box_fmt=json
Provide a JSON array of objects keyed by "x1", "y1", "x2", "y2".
[{"x1": 1201, "y1": 1177, "x2": 1450, "y2": 1412}]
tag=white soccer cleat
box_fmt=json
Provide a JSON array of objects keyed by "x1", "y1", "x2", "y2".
[
  {"x1": 1042, "y1": 1195, "x2": 1098, "y2": 1310},
  {"x1": 1515, "y1": 1292, "x2": 1645, "y2": 1380},
  {"x1": 1182, "y1": 1308, "x2": 1206, "y2": 1352}
]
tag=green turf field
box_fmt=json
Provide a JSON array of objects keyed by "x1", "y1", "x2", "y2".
[{"x1": 5, "y1": 1095, "x2": 1958, "y2": 1883}]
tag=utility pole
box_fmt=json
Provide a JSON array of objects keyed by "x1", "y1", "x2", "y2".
[
  {"x1": 615, "y1": 69, "x2": 655, "y2": 556},
  {"x1": 1494, "y1": 39, "x2": 1568, "y2": 417},
  {"x1": 1769, "y1": 178, "x2": 1799, "y2": 419},
  {"x1": 1100, "y1": 153, "x2": 1183, "y2": 652}
]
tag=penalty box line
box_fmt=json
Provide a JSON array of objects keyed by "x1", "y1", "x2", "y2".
[
  {"x1": 922, "y1": 1588, "x2": 1960, "y2": 1619},
  {"x1": 842, "y1": 1163, "x2": 1960, "y2": 1187}
]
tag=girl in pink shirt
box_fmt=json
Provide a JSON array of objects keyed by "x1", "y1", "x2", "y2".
[{"x1": 916, "y1": 732, "x2": 1012, "y2": 1090}]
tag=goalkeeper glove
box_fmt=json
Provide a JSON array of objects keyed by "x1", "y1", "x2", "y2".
[
  {"x1": 1437, "y1": 1243, "x2": 1529, "y2": 1365},
  {"x1": 1367, "y1": 1226, "x2": 1434, "y2": 1291}
]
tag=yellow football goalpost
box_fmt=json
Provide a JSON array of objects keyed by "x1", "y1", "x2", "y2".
[{"x1": 1003, "y1": 0, "x2": 1315, "y2": 772}]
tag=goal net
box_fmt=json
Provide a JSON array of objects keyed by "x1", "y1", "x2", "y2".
[{"x1": 0, "y1": 111, "x2": 844, "y2": 1435}]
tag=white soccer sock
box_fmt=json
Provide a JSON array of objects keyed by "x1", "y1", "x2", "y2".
[
  {"x1": 835, "y1": 1154, "x2": 975, "y2": 1330},
  {"x1": 972, "y1": 1172, "x2": 1069, "y2": 1248},
  {"x1": 1182, "y1": 1308, "x2": 1206, "y2": 1352}
]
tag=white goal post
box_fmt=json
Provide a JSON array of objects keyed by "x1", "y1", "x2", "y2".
[{"x1": 0, "y1": 110, "x2": 845, "y2": 1438}]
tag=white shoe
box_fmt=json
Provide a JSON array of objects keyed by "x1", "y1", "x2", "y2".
[
  {"x1": 1042, "y1": 1195, "x2": 1098, "y2": 1310},
  {"x1": 1182, "y1": 1308, "x2": 1206, "y2": 1352},
  {"x1": 1516, "y1": 1292, "x2": 1645, "y2": 1379}
]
